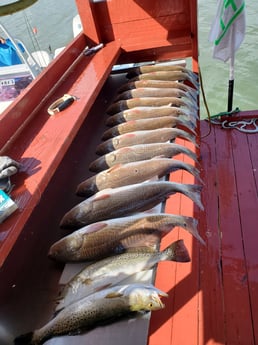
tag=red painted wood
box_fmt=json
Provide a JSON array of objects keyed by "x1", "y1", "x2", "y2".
[{"x1": 0, "y1": 41, "x2": 121, "y2": 267}]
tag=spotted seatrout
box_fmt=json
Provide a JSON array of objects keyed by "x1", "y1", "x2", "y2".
[
  {"x1": 106, "y1": 105, "x2": 197, "y2": 127},
  {"x1": 59, "y1": 181, "x2": 203, "y2": 229},
  {"x1": 96, "y1": 128, "x2": 197, "y2": 155},
  {"x1": 49, "y1": 213, "x2": 204, "y2": 262},
  {"x1": 55, "y1": 239, "x2": 189, "y2": 311},
  {"x1": 77, "y1": 158, "x2": 201, "y2": 197},
  {"x1": 102, "y1": 116, "x2": 195, "y2": 140},
  {"x1": 106, "y1": 96, "x2": 198, "y2": 115},
  {"x1": 89, "y1": 142, "x2": 198, "y2": 172},
  {"x1": 14, "y1": 284, "x2": 167, "y2": 345}
]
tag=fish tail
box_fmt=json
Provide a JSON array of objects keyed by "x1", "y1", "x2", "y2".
[
  {"x1": 14, "y1": 332, "x2": 34, "y2": 345},
  {"x1": 163, "y1": 239, "x2": 190, "y2": 262}
]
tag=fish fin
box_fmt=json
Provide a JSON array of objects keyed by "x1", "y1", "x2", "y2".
[
  {"x1": 105, "y1": 291, "x2": 124, "y2": 298},
  {"x1": 93, "y1": 191, "x2": 112, "y2": 201},
  {"x1": 94, "y1": 283, "x2": 113, "y2": 292},
  {"x1": 14, "y1": 332, "x2": 33, "y2": 345},
  {"x1": 120, "y1": 232, "x2": 160, "y2": 250},
  {"x1": 82, "y1": 221, "x2": 109, "y2": 234},
  {"x1": 106, "y1": 164, "x2": 123, "y2": 173},
  {"x1": 164, "y1": 239, "x2": 190, "y2": 262}
]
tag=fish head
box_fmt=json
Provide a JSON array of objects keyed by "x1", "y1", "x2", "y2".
[
  {"x1": 128, "y1": 285, "x2": 168, "y2": 312},
  {"x1": 48, "y1": 234, "x2": 84, "y2": 262}
]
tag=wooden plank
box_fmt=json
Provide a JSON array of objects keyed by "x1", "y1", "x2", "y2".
[
  {"x1": 231, "y1": 130, "x2": 258, "y2": 343},
  {"x1": 0, "y1": 41, "x2": 121, "y2": 267},
  {"x1": 198, "y1": 121, "x2": 226, "y2": 345},
  {"x1": 148, "y1": 138, "x2": 200, "y2": 345},
  {"x1": 215, "y1": 127, "x2": 254, "y2": 344}
]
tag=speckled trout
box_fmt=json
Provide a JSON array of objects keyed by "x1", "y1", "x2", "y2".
[
  {"x1": 14, "y1": 284, "x2": 167, "y2": 345},
  {"x1": 55, "y1": 239, "x2": 189, "y2": 311},
  {"x1": 77, "y1": 158, "x2": 201, "y2": 197},
  {"x1": 102, "y1": 115, "x2": 195, "y2": 141},
  {"x1": 50, "y1": 213, "x2": 203, "y2": 262},
  {"x1": 96, "y1": 128, "x2": 197, "y2": 155},
  {"x1": 59, "y1": 181, "x2": 203, "y2": 229},
  {"x1": 89, "y1": 142, "x2": 198, "y2": 172}
]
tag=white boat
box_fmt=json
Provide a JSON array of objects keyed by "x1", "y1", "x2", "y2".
[{"x1": 0, "y1": 23, "x2": 52, "y2": 114}]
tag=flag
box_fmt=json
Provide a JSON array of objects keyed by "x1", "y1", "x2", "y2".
[{"x1": 209, "y1": 0, "x2": 246, "y2": 62}]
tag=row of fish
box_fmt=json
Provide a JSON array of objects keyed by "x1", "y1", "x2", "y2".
[{"x1": 15, "y1": 61, "x2": 203, "y2": 344}]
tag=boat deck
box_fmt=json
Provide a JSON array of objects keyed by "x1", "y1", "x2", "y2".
[{"x1": 148, "y1": 113, "x2": 258, "y2": 345}]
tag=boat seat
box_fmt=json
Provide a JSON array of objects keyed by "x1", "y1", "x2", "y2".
[{"x1": 0, "y1": 34, "x2": 121, "y2": 266}]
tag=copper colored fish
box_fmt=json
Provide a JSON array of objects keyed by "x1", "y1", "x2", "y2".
[
  {"x1": 114, "y1": 87, "x2": 195, "y2": 102},
  {"x1": 89, "y1": 142, "x2": 198, "y2": 172},
  {"x1": 96, "y1": 128, "x2": 197, "y2": 155},
  {"x1": 118, "y1": 79, "x2": 197, "y2": 94},
  {"x1": 102, "y1": 116, "x2": 195, "y2": 140},
  {"x1": 60, "y1": 181, "x2": 203, "y2": 229},
  {"x1": 106, "y1": 105, "x2": 197, "y2": 127},
  {"x1": 129, "y1": 71, "x2": 199, "y2": 89},
  {"x1": 77, "y1": 158, "x2": 201, "y2": 197},
  {"x1": 106, "y1": 96, "x2": 197, "y2": 115}
]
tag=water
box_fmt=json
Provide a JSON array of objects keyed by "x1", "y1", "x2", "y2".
[{"x1": 1, "y1": 0, "x2": 258, "y2": 117}]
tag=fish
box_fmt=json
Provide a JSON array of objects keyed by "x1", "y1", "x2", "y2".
[
  {"x1": 126, "y1": 63, "x2": 197, "y2": 79},
  {"x1": 101, "y1": 116, "x2": 195, "y2": 141},
  {"x1": 106, "y1": 96, "x2": 198, "y2": 115},
  {"x1": 49, "y1": 213, "x2": 204, "y2": 262},
  {"x1": 59, "y1": 181, "x2": 203, "y2": 229},
  {"x1": 89, "y1": 142, "x2": 198, "y2": 172},
  {"x1": 114, "y1": 87, "x2": 195, "y2": 102},
  {"x1": 14, "y1": 284, "x2": 167, "y2": 345},
  {"x1": 105, "y1": 105, "x2": 198, "y2": 126},
  {"x1": 117, "y1": 79, "x2": 197, "y2": 98},
  {"x1": 55, "y1": 239, "x2": 189, "y2": 311},
  {"x1": 96, "y1": 128, "x2": 197, "y2": 155},
  {"x1": 77, "y1": 158, "x2": 201, "y2": 197},
  {"x1": 129, "y1": 71, "x2": 199, "y2": 89}
]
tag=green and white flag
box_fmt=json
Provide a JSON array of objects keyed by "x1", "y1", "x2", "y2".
[{"x1": 209, "y1": 0, "x2": 246, "y2": 62}]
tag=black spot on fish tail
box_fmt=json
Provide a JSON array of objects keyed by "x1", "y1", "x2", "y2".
[{"x1": 14, "y1": 332, "x2": 34, "y2": 345}]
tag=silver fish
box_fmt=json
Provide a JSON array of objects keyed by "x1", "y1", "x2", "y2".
[
  {"x1": 14, "y1": 284, "x2": 167, "y2": 345},
  {"x1": 55, "y1": 239, "x2": 189, "y2": 311},
  {"x1": 59, "y1": 181, "x2": 203, "y2": 229},
  {"x1": 106, "y1": 105, "x2": 197, "y2": 126},
  {"x1": 49, "y1": 213, "x2": 204, "y2": 262},
  {"x1": 77, "y1": 158, "x2": 201, "y2": 197},
  {"x1": 96, "y1": 128, "x2": 197, "y2": 155},
  {"x1": 89, "y1": 142, "x2": 198, "y2": 172},
  {"x1": 129, "y1": 71, "x2": 199, "y2": 89},
  {"x1": 102, "y1": 116, "x2": 195, "y2": 140},
  {"x1": 106, "y1": 96, "x2": 198, "y2": 115}
]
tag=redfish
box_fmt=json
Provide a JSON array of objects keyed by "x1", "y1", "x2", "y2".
[
  {"x1": 106, "y1": 105, "x2": 197, "y2": 126},
  {"x1": 102, "y1": 116, "x2": 195, "y2": 141},
  {"x1": 118, "y1": 79, "x2": 198, "y2": 99},
  {"x1": 106, "y1": 96, "x2": 197, "y2": 115},
  {"x1": 59, "y1": 181, "x2": 203, "y2": 229},
  {"x1": 50, "y1": 213, "x2": 203, "y2": 262},
  {"x1": 114, "y1": 87, "x2": 195, "y2": 102},
  {"x1": 126, "y1": 64, "x2": 197, "y2": 79},
  {"x1": 77, "y1": 158, "x2": 201, "y2": 197},
  {"x1": 89, "y1": 142, "x2": 198, "y2": 172},
  {"x1": 14, "y1": 284, "x2": 167, "y2": 345},
  {"x1": 55, "y1": 240, "x2": 189, "y2": 311},
  {"x1": 96, "y1": 128, "x2": 197, "y2": 155},
  {"x1": 129, "y1": 71, "x2": 199, "y2": 89}
]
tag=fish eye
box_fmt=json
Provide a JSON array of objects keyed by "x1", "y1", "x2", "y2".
[{"x1": 148, "y1": 302, "x2": 153, "y2": 308}]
